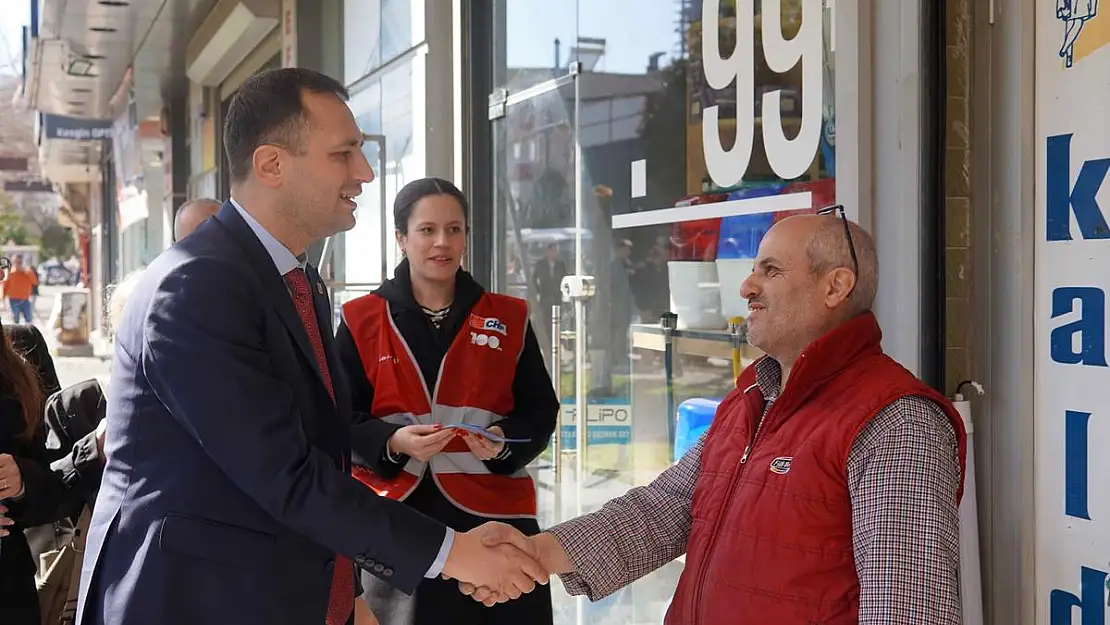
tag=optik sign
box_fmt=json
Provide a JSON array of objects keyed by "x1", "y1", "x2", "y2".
[{"x1": 1035, "y1": 1, "x2": 1110, "y2": 623}]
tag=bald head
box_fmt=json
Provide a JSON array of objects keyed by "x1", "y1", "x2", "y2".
[
  {"x1": 778, "y1": 214, "x2": 878, "y2": 315},
  {"x1": 174, "y1": 198, "x2": 222, "y2": 241}
]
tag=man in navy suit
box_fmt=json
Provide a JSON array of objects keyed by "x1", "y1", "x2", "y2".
[{"x1": 76, "y1": 68, "x2": 546, "y2": 625}]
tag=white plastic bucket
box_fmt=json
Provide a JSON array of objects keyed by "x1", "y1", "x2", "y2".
[
  {"x1": 667, "y1": 261, "x2": 726, "y2": 330},
  {"x1": 716, "y1": 258, "x2": 755, "y2": 320}
]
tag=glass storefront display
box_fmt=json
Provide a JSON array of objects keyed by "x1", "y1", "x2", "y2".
[
  {"x1": 486, "y1": 1, "x2": 836, "y2": 622},
  {"x1": 343, "y1": 63, "x2": 421, "y2": 290},
  {"x1": 338, "y1": 0, "x2": 430, "y2": 301},
  {"x1": 344, "y1": 0, "x2": 418, "y2": 80}
]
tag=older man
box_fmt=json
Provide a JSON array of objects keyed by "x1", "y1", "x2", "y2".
[
  {"x1": 173, "y1": 197, "x2": 222, "y2": 242},
  {"x1": 469, "y1": 213, "x2": 968, "y2": 624}
]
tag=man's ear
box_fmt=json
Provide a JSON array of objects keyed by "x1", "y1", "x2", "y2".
[
  {"x1": 824, "y1": 267, "x2": 857, "y2": 308},
  {"x1": 252, "y1": 146, "x2": 285, "y2": 188}
]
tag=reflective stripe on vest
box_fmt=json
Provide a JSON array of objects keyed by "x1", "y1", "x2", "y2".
[{"x1": 342, "y1": 292, "x2": 537, "y2": 518}]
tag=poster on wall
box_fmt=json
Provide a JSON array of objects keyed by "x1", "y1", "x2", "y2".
[{"x1": 1035, "y1": 1, "x2": 1110, "y2": 623}]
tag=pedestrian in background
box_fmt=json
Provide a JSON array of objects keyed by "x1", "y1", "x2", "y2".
[{"x1": 2, "y1": 256, "x2": 39, "y2": 324}]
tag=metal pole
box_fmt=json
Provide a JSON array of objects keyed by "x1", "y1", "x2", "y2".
[
  {"x1": 361, "y1": 133, "x2": 389, "y2": 282},
  {"x1": 661, "y1": 312, "x2": 678, "y2": 451},
  {"x1": 571, "y1": 60, "x2": 586, "y2": 510},
  {"x1": 317, "y1": 235, "x2": 332, "y2": 270},
  {"x1": 551, "y1": 304, "x2": 562, "y2": 482},
  {"x1": 378, "y1": 138, "x2": 389, "y2": 281},
  {"x1": 571, "y1": 59, "x2": 586, "y2": 625}
]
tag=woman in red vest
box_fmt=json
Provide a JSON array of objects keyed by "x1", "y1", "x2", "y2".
[{"x1": 336, "y1": 177, "x2": 559, "y2": 625}]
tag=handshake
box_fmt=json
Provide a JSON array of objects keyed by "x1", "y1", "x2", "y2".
[{"x1": 439, "y1": 522, "x2": 573, "y2": 607}]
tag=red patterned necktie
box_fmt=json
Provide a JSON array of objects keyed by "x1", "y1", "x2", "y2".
[{"x1": 284, "y1": 268, "x2": 354, "y2": 625}]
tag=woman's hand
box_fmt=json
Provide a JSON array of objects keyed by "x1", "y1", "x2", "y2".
[
  {"x1": 462, "y1": 427, "x2": 506, "y2": 461},
  {"x1": 387, "y1": 424, "x2": 455, "y2": 462},
  {"x1": 0, "y1": 453, "x2": 24, "y2": 500}
]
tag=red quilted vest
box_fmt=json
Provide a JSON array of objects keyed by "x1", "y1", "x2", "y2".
[{"x1": 666, "y1": 313, "x2": 967, "y2": 625}]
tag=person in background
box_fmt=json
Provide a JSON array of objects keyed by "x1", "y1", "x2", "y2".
[
  {"x1": 461, "y1": 213, "x2": 968, "y2": 625},
  {"x1": 336, "y1": 177, "x2": 559, "y2": 625},
  {"x1": 532, "y1": 243, "x2": 567, "y2": 346},
  {"x1": 5, "y1": 324, "x2": 62, "y2": 398},
  {"x1": 2, "y1": 256, "x2": 39, "y2": 324},
  {"x1": 173, "y1": 197, "x2": 222, "y2": 242},
  {"x1": 0, "y1": 314, "x2": 57, "y2": 624}
]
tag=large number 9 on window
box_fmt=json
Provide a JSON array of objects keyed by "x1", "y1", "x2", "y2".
[{"x1": 701, "y1": 0, "x2": 825, "y2": 186}]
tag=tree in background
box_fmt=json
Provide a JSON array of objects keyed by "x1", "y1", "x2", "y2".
[
  {"x1": 0, "y1": 190, "x2": 30, "y2": 245},
  {"x1": 38, "y1": 223, "x2": 76, "y2": 260}
]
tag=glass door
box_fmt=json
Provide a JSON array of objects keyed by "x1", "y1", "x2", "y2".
[
  {"x1": 489, "y1": 66, "x2": 585, "y2": 492},
  {"x1": 490, "y1": 59, "x2": 605, "y2": 625},
  {"x1": 491, "y1": 55, "x2": 662, "y2": 625}
]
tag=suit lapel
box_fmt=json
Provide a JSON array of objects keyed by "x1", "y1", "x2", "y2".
[{"x1": 212, "y1": 203, "x2": 330, "y2": 395}]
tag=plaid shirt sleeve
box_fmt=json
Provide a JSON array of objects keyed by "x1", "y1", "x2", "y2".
[
  {"x1": 847, "y1": 396, "x2": 963, "y2": 625},
  {"x1": 547, "y1": 433, "x2": 702, "y2": 601}
]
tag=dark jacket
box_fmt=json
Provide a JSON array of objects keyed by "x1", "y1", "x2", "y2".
[
  {"x1": 336, "y1": 258, "x2": 559, "y2": 482},
  {"x1": 1, "y1": 396, "x2": 65, "y2": 625},
  {"x1": 0, "y1": 325, "x2": 70, "y2": 624},
  {"x1": 41, "y1": 379, "x2": 108, "y2": 514},
  {"x1": 76, "y1": 202, "x2": 448, "y2": 625},
  {"x1": 23, "y1": 379, "x2": 109, "y2": 569}
]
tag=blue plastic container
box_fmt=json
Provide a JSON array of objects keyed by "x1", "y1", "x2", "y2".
[
  {"x1": 674, "y1": 397, "x2": 722, "y2": 462},
  {"x1": 717, "y1": 185, "x2": 784, "y2": 260}
]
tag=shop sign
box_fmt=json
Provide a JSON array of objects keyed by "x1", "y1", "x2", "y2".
[
  {"x1": 701, "y1": 0, "x2": 824, "y2": 186},
  {"x1": 41, "y1": 114, "x2": 112, "y2": 141},
  {"x1": 1035, "y1": 1, "x2": 1110, "y2": 622},
  {"x1": 560, "y1": 398, "x2": 632, "y2": 448}
]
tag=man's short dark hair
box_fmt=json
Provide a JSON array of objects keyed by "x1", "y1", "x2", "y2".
[{"x1": 223, "y1": 67, "x2": 349, "y2": 183}]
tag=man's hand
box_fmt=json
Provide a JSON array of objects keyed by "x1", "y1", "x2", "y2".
[
  {"x1": 440, "y1": 522, "x2": 549, "y2": 605},
  {"x1": 0, "y1": 504, "x2": 14, "y2": 537},
  {"x1": 353, "y1": 598, "x2": 379, "y2": 625},
  {"x1": 456, "y1": 531, "x2": 574, "y2": 605},
  {"x1": 95, "y1": 418, "x2": 109, "y2": 456},
  {"x1": 0, "y1": 454, "x2": 23, "y2": 500},
  {"x1": 387, "y1": 424, "x2": 454, "y2": 462}
]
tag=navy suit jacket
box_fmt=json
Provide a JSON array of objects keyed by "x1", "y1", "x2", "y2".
[{"x1": 76, "y1": 203, "x2": 447, "y2": 625}]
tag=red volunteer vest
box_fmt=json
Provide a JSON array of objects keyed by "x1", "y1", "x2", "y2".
[
  {"x1": 666, "y1": 313, "x2": 967, "y2": 625},
  {"x1": 341, "y1": 291, "x2": 537, "y2": 518}
]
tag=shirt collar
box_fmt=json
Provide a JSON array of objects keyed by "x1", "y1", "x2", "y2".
[
  {"x1": 229, "y1": 197, "x2": 304, "y2": 276},
  {"x1": 754, "y1": 357, "x2": 783, "y2": 402}
]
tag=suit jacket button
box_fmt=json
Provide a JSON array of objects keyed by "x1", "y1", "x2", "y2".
[
  {"x1": 383, "y1": 568, "x2": 393, "y2": 577},
  {"x1": 355, "y1": 555, "x2": 368, "y2": 565},
  {"x1": 324, "y1": 558, "x2": 335, "y2": 572},
  {"x1": 373, "y1": 563, "x2": 384, "y2": 573}
]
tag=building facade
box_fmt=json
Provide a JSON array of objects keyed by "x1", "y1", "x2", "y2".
[{"x1": 21, "y1": 0, "x2": 1087, "y2": 623}]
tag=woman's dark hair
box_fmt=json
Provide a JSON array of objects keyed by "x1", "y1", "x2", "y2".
[
  {"x1": 0, "y1": 323, "x2": 44, "y2": 440},
  {"x1": 393, "y1": 177, "x2": 470, "y2": 234}
]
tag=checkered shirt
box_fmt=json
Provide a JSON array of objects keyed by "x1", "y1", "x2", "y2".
[{"x1": 548, "y1": 357, "x2": 963, "y2": 624}]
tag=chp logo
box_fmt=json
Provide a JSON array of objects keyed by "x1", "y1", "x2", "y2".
[
  {"x1": 470, "y1": 332, "x2": 501, "y2": 350},
  {"x1": 469, "y1": 314, "x2": 508, "y2": 336}
]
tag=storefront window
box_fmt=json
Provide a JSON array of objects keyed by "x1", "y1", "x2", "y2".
[
  {"x1": 344, "y1": 0, "x2": 420, "y2": 83},
  {"x1": 488, "y1": 1, "x2": 835, "y2": 621},
  {"x1": 343, "y1": 59, "x2": 424, "y2": 288}
]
